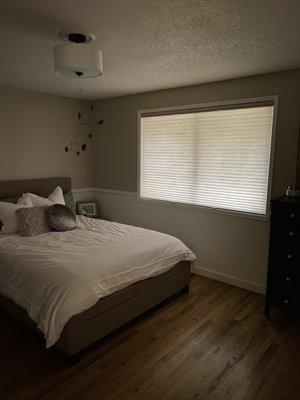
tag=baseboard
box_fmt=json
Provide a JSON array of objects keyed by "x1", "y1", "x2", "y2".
[{"x1": 192, "y1": 264, "x2": 266, "y2": 294}]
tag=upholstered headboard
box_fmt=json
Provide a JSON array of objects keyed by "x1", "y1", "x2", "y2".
[{"x1": 0, "y1": 177, "x2": 72, "y2": 200}]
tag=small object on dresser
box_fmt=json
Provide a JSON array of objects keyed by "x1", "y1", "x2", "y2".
[
  {"x1": 286, "y1": 185, "x2": 300, "y2": 197},
  {"x1": 77, "y1": 200, "x2": 99, "y2": 217}
]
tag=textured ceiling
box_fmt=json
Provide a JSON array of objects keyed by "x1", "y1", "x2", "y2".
[{"x1": 0, "y1": 0, "x2": 300, "y2": 100}]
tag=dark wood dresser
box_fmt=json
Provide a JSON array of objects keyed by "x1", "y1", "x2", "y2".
[{"x1": 265, "y1": 196, "x2": 300, "y2": 317}]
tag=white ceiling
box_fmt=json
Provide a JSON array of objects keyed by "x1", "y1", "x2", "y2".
[{"x1": 0, "y1": 0, "x2": 300, "y2": 100}]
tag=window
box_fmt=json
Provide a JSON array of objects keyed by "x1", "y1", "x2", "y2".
[{"x1": 138, "y1": 98, "x2": 276, "y2": 217}]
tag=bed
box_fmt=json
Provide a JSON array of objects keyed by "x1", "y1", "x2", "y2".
[{"x1": 0, "y1": 177, "x2": 194, "y2": 362}]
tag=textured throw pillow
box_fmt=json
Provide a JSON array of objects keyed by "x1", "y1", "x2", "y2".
[
  {"x1": 0, "y1": 196, "x2": 33, "y2": 234},
  {"x1": 48, "y1": 204, "x2": 76, "y2": 232},
  {"x1": 16, "y1": 207, "x2": 51, "y2": 237},
  {"x1": 24, "y1": 186, "x2": 65, "y2": 207}
]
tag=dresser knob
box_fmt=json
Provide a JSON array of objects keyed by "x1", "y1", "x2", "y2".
[
  {"x1": 290, "y1": 213, "x2": 296, "y2": 218},
  {"x1": 289, "y1": 231, "x2": 294, "y2": 236},
  {"x1": 287, "y1": 254, "x2": 293, "y2": 260},
  {"x1": 285, "y1": 277, "x2": 291, "y2": 282},
  {"x1": 284, "y1": 299, "x2": 289, "y2": 304}
]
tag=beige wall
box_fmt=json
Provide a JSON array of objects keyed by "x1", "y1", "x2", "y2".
[
  {"x1": 93, "y1": 68, "x2": 300, "y2": 196},
  {"x1": 91, "y1": 69, "x2": 300, "y2": 292},
  {"x1": 0, "y1": 86, "x2": 93, "y2": 189}
]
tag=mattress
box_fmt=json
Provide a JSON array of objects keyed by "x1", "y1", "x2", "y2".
[{"x1": 0, "y1": 216, "x2": 195, "y2": 347}]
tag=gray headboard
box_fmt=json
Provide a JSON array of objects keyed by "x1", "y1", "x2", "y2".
[{"x1": 0, "y1": 177, "x2": 72, "y2": 199}]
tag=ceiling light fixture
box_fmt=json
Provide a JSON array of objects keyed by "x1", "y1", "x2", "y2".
[{"x1": 54, "y1": 31, "x2": 103, "y2": 78}]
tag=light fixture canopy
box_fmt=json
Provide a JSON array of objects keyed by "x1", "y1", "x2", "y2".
[
  {"x1": 54, "y1": 31, "x2": 102, "y2": 78},
  {"x1": 59, "y1": 30, "x2": 96, "y2": 43}
]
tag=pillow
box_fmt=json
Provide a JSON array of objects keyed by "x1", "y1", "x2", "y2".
[
  {"x1": 64, "y1": 191, "x2": 75, "y2": 213},
  {"x1": 17, "y1": 194, "x2": 35, "y2": 207},
  {"x1": 16, "y1": 207, "x2": 51, "y2": 237},
  {"x1": 24, "y1": 193, "x2": 53, "y2": 207},
  {"x1": 48, "y1": 186, "x2": 65, "y2": 205},
  {"x1": 0, "y1": 196, "x2": 33, "y2": 234},
  {"x1": 48, "y1": 204, "x2": 76, "y2": 232},
  {"x1": 24, "y1": 186, "x2": 65, "y2": 207}
]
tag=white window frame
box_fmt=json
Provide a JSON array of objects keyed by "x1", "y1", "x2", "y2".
[{"x1": 137, "y1": 96, "x2": 278, "y2": 220}]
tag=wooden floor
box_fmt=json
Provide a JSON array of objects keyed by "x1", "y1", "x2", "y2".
[{"x1": 0, "y1": 275, "x2": 300, "y2": 400}]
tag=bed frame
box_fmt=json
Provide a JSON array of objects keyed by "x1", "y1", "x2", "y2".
[{"x1": 0, "y1": 177, "x2": 191, "y2": 362}]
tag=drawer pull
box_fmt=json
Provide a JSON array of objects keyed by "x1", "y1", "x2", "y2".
[
  {"x1": 290, "y1": 213, "x2": 296, "y2": 219},
  {"x1": 285, "y1": 277, "x2": 291, "y2": 282},
  {"x1": 284, "y1": 299, "x2": 289, "y2": 305},
  {"x1": 287, "y1": 254, "x2": 293, "y2": 260},
  {"x1": 289, "y1": 231, "x2": 294, "y2": 236}
]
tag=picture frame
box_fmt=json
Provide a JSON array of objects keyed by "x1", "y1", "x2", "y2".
[{"x1": 77, "y1": 200, "x2": 99, "y2": 218}]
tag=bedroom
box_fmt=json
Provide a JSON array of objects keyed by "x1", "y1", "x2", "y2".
[{"x1": 0, "y1": 1, "x2": 300, "y2": 399}]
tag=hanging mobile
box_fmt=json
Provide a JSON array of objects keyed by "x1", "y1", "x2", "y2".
[{"x1": 64, "y1": 89, "x2": 104, "y2": 156}]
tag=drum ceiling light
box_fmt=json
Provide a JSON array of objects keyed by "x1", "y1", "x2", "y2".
[{"x1": 54, "y1": 31, "x2": 103, "y2": 78}]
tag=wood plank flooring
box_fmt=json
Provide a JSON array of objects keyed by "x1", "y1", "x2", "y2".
[{"x1": 0, "y1": 275, "x2": 300, "y2": 400}]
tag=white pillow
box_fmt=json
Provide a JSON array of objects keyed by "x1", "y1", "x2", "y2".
[
  {"x1": 24, "y1": 193, "x2": 53, "y2": 207},
  {"x1": 17, "y1": 193, "x2": 35, "y2": 207},
  {"x1": 48, "y1": 186, "x2": 65, "y2": 205},
  {"x1": 24, "y1": 186, "x2": 65, "y2": 207},
  {"x1": 0, "y1": 196, "x2": 33, "y2": 234}
]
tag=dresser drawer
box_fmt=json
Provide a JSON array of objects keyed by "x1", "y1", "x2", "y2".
[
  {"x1": 269, "y1": 268, "x2": 300, "y2": 305},
  {"x1": 270, "y1": 269, "x2": 299, "y2": 288},
  {"x1": 271, "y1": 226, "x2": 300, "y2": 247},
  {"x1": 271, "y1": 203, "x2": 300, "y2": 228},
  {"x1": 270, "y1": 294, "x2": 300, "y2": 310},
  {"x1": 269, "y1": 247, "x2": 299, "y2": 273}
]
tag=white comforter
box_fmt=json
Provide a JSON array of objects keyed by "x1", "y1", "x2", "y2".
[{"x1": 0, "y1": 216, "x2": 195, "y2": 347}]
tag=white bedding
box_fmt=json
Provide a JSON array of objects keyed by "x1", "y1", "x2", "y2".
[{"x1": 0, "y1": 216, "x2": 195, "y2": 347}]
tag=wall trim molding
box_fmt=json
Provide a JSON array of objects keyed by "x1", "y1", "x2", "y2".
[
  {"x1": 72, "y1": 187, "x2": 94, "y2": 194},
  {"x1": 73, "y1": 187, "x2": 136, "y2": 197},
  {"x1": 93, "y1": 187, "x2": 136, "y2": 196},
  {"x1": 192, "y1": 264, "x2": 266, "y2": 295}
]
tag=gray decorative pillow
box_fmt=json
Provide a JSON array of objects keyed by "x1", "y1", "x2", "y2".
[
  {"x1": 16, "y1": 207, "x2": 51, "y2": 237},
  {"x1": 48, "y1": 204, "x2": 76, "y2": 231},
  {"x1": 64, "y1": 191, "x2": 75, "y2": 213}
]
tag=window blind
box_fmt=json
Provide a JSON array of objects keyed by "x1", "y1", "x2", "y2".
[{"x1": 139, "y1": 103, "x2": 274, "y2": 216}]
